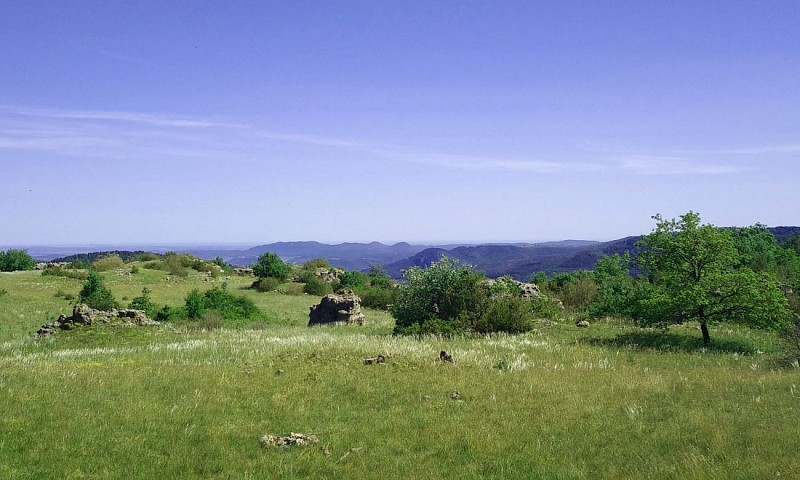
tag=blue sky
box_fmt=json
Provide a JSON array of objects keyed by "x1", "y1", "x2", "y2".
[{"x1": 1, "y1": 1, "x2": 798, "y2": 246}]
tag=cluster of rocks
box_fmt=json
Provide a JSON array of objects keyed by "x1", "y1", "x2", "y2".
[
  {"x1": 483, "y1": 277, "x2": 541, "y2": 300},
  {"x1": 233, "y1": 268, "x2": 254, "y2": 276},
  {"x1": 308, "y1": 291, "x2": 365, "y2": 326},
  {"x1": 259, "y1": 432, "x2": 318, "y2": 448},
  {"x1": 313, "y1": 268, "x2": 342, "y2": 284},
  {"x1": 35, "y1": 262, "x2": 70, "y2": 270},
  {"x1": 36, "y1": 304, "x2": 159, "y2": 336}
]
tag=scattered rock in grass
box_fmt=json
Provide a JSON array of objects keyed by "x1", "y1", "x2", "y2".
[
  {"x1": 259, "y1": 432, "x2": 318, "y2": 448},
  {"x1": 363, "y1": 355, "x2": 386, "y2": 365},
  {"x1": 439, "y1": 350, "x2": 453, "y2": 362},
  {"x1": 308, "y1": 291, "x2": 365, "y2": 326},
  {"x1": 576, "y1": 320, "x2": 590, "y2": 328},
  {"x1": 449, "y1": 390, "x2": 461, "y2": 400},
  {"x1": 36, "y1": 304, "x2": 159, "y2": 336}
]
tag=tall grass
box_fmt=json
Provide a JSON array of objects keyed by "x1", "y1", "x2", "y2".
[{"x1": 0, "y1": 267, "x2": 798, "y2": 478}]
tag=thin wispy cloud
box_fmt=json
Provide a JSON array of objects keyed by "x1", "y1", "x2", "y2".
[
  {"x1": 622, "y1": 156, "x2": 749, "y2": 175},
  {"x1": 0, "y1": 105, "x2": 227, "y2": 128},
  {"x1": 0, "y1": 105, "x2": 609, "y2": 174}
]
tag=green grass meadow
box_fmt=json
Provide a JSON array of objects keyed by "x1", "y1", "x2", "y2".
[{"x1": 1, "y1": 268, "x2": 799, "y2": 479}]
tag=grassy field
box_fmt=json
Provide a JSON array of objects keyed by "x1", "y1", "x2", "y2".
[{"x1": 1, "y1": 268, "x2": 799, "y2": 479}]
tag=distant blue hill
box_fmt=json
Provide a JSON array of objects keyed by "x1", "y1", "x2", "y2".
[{"x1": 29, "y1": 226, "x2": 800, "y2": 280}]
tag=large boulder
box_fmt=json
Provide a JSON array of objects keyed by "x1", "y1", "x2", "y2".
[{"x1": 308, "y1": 292, "x2": 365, "y2": 326}]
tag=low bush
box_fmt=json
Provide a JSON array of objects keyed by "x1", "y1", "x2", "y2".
[
  {"x1": 475, "y1": 296, "x2": 535, "y2": 334},
  {"x1": 336, "y1": 270, "x2": 367, "y2": 290},
  {"x1": 79, "y1": 272, "x2": 118, "y2": 310},
  {"x1": 303, "y1": 276, "x2": 332, "y2": 296},
  {"x1": 91, "y1": 255, "x2": 125, "y2": 272},
  {"x1": 302, "y1": 258, "x2": 332, "y2": 270},
  {"x1": 359, "y1": 286, "x2": 398, "y2": 310},
  {"x1": 202, "y1": 285, "x2": 260, "y2": 320},
  {"x1": 128, "y1": 287, "x2": 156, "y2": 316},
  {"x1": 252, "y1": 277, "x2": 281, "y2": 292},
  {"x1": 41, "y1": 266, "x2": 89, "y2": 280}
]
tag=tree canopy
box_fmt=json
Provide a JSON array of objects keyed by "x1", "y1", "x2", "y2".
[
  {"x1": 0, "y1": 249, "x2": 36, "y2": 272},
  {"x1": 636, "y1": 212, "x2": 792, "y2": 346},
  {"x1": 252, "y1": 252, "x2": 290, "y2": 281}
]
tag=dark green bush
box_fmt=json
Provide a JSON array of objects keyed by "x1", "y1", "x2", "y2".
[
  {"x1": 0, "y1": 249, "x2": 36, "y2": 272},
  {"x1": 252, "y1": 277, "x2": 281, "y2": 292},
  {"x1": 184, "y1": 289, "x2": 205, "y2": 319},
  {"x1": 337, "y1": 270, "x2": 367, "y2": 290},
  {"x1": 128, "y1": 287, "x2": 156, "y2": 316},
  {"x1": 302, "y1": 258, "x2": 332, "y2": 270},
  {"x1": 79, "y1": 272, "x2": 118, "y2": 310},
  {"x1": 42, "y1": 266, "x2": 89, "y2": 280},
  {"x1": 155, "y1": 305, "x2": 184, "y2": 322},
  {"x1": 91, "y1": 255, "x2": 124, "y2": 272},
  {"x1": 359, "y1": 286, "x2": 398, "y2": 310},
  {"x1": 202, "y1": 285, "x2": 260, "y2": 320},
  {"x1": 303, "y1": 276, "x2": 333, "y2": 296},
  {"x1": 475, "y1": 296, "x2": 535, "y2": 334},
  {"x1": 252, "y1": 252, "x2": 290, "y2": 280},
  {"x1": 391, "y1": 257, "x2": 488, "y2": 335}
]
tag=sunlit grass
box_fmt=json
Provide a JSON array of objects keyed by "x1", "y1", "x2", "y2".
[{"x1": 1, "y1": 268, "x2": 799, "y2": 478}]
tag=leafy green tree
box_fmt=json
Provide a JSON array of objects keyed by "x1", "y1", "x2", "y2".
[
  {"x1": 0, "y1": 249, "x2": 36, "y2": 272},
  {"x1": 184, "y1": 289, "x2": 206, "y2": 319},
  {"x1": 252, "y1": 252, "x2": 290, "y2": 281},
  {"x1": 637, "y1": 212, "x2": 792, "y2": 346},
  {"x1": 79, "y1": 272, "x2": 118, "y2": 310},
  {"x1": 337, "y1": 270, "x2": 367, "y2": 290},
  {"x1": 391, "y1": 257, "x2": 488, "y2": 334},
  {"x1": 367, "y1": 263, "x2": 392, "y2": 289}
]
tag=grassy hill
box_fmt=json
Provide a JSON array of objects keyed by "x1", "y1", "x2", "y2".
[{"x1": 1, "y1": 266, "x2": 799, "y2": 478}]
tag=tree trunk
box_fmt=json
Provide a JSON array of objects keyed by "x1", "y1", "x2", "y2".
[{"x1": 700, "y1": 321, "x2": 711, "y2": 347}]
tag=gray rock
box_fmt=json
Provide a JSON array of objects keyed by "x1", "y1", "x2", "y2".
[{"x1": 308, "y1": 292, "x2": 365, "y2": 326}]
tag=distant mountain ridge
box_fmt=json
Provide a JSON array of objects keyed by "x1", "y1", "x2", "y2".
[{"x1": 27, "y1": 226, "x2": 799, "y2": 280}]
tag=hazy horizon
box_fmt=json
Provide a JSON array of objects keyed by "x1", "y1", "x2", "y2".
[{"x1": 2, "y1": 2, "x2": 798, "y2": 245}]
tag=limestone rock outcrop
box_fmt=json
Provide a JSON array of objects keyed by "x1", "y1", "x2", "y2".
[
  {"x1": 36, "y1": 304, "x2": 159, "y2": 336},
  {"x1": 308, "y1": 292, "x2": 365, "y2": 326}
]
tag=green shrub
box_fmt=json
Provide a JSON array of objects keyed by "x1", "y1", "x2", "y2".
[
  {"x1": 128, "y1": 287, "x2": 156, "y2": 316},
  {"x1": 0, "y1": 249, "x2": 36, "y2": 272},
  {"x1": 154, "y1": 305, "x2": 183, "y2": 322},
  {"x1": 303, "y1": 276, "x2": 333, "y2": 296},
  {"x1": 360, "y1": 286, "x2": 398, "y2": 310},
  {"x1": 367, "y1": 264, "x2": 392, "y2": 289},
  {"x1": 41, "y1": 266, "x2": 89, "y2": 280},
  {"x1": 163, "y1": 253, "x2": 189, "y2": 277},
  {"x1": 475, "y1": 296, "x2": 535, "y2": 334},
  {"x1": 184, "y1": 289, "x2": 206, "y2": 319},
  {"x1": 253, "y1": 252, "x2": 290, "y2": 281},
  {"x1": 128, "y1": 252, "x2": 161, "y2": 262},
  {"x1": 302, "y1": 258, "x2": 332, "y2": 270},
  {"x1": 391, "y1": 257, "x2": 488, "y2": 335},
  {"x1": 78, "y1": 272, "x2": 118, "y2": 310},
  {"x1": 130, "y1": 265, "x2": 140, "y2": 275},
  {"x1": 0, "y1": 288, "x2": 7, "y2": 298},
  {"x1": 252, "y1": 277, "x2": 282, "y2": 292},
  {"x1": 202, "y1": 285, "x2": 260, "y2": 320},
  {"x1": 69, "y1": 259, "x2": 91, "y2": 269},
  {"x1": 91, "y1": 254, "x2": 125, "y2": 272},
  {"x1": 337, "y1": 270, "x2": 367, "y2": 290}
]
